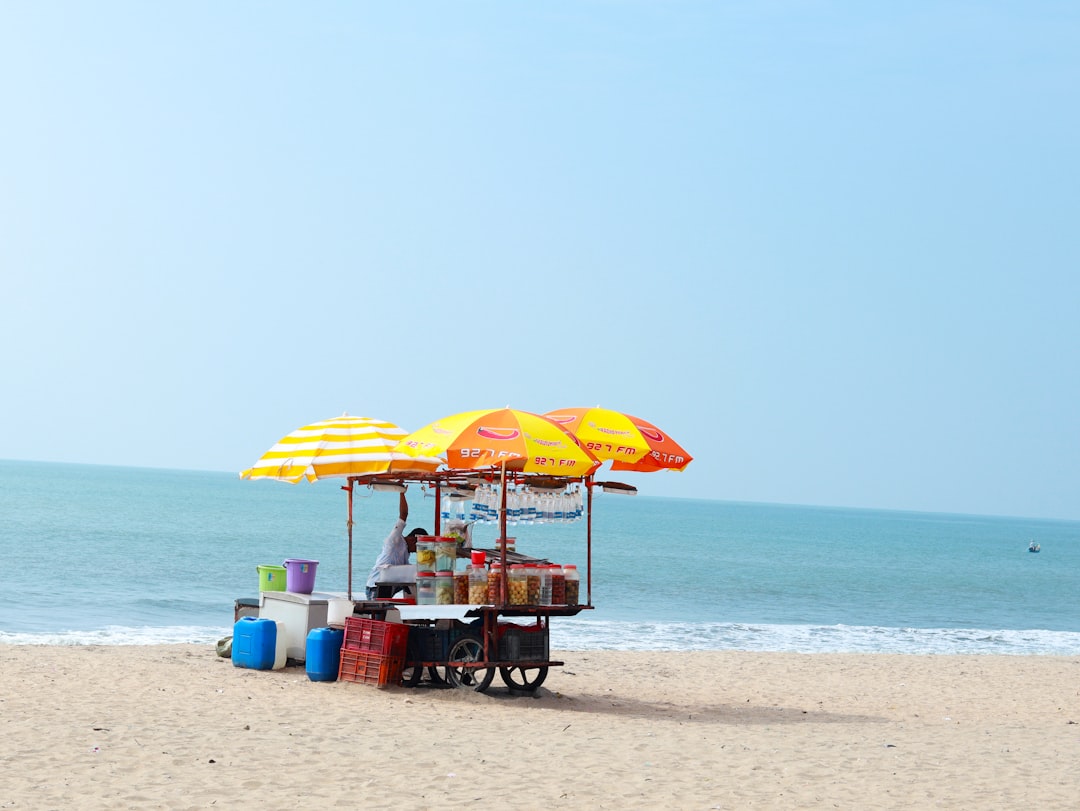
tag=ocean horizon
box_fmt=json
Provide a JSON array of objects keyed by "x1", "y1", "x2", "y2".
[{"x1": 3, "y1": 459, "x2": 1079, "y2": 655}]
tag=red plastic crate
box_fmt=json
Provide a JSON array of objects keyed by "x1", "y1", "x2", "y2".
[
  {"x1": 338, "y1": 648, "x2": 405, "y2": 687},
  {"x1": 343, "y1": 616, "x2": 410, "y2": 657}
]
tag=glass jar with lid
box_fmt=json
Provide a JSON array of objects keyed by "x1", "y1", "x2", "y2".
[
  {"x1": 550, "y1": 564, "x2": 566, "y2": 604},
  {"x1": 434, "y1": 538, "x2": 457, "y2": 571},
  {"x1": 525, "y1": 564, "x2": 541, "y2": 604},
  {"x1": 415, "y1": 538, "x2": 437, "y2": 574},
  {"x1": 454, "y1": 571, "x2": 469, "y2": 604},
  {"x1": 416, "y1": 571, "x2": 436, "y2": 605},
  {"x1": 563, "y1": 564, "x2": 580, "y2": 605},
  {"x1": 434, "y1": 574, "x2": 455, "y2": 604},
  {"x1": 468, "y1": 563, "x2": 488, "y2": 604},
  {"x1": 434, "y1": 571, "x2": 455, "y2": 605},
  {"x1": 508, "y1": 565, "x2": 528, "y2": 605},
  {"x1": 486, "y1": 561, "x2": 504, "y2": 604}
]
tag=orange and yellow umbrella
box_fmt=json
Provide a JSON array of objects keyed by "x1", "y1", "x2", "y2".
[
  {"x1": 394, "y1": 408, "x2": 600, "y2": 477},
  {"x1": 543, "y1": 407, "x2": 692, "y2": 472}
]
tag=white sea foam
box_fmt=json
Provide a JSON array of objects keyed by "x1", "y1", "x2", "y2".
[
  {"x1": 549, "y1": 619, "x2": 1080, "y2": 655},
  {"x1": 4, "y1": 620, "x2": 1079, "y2": 655},
  {"x1": 0, "y1": 625, "x2": 231, "y2": 646}
]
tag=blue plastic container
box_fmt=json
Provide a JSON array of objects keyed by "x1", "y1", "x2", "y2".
[
  {"x1": 306, "y1": 627, "x2": 345, "y2": 682},
  {"x1": 232, "y1": 617, "x2": 278, "y2": 670}
]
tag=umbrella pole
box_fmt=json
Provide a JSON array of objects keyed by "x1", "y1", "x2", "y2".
[
  {"x1": 345, "y1": 478, "x2": 355, "y2": 601},
  {"x1": 499, "y1": 461, "x2": 508, "y2": 605},
  {"x1": 434, "y1": 482, "x2": 441, "y2": 535},
  {"x1": 586, "y1": 475, "x2": 594, "y2": 607}
]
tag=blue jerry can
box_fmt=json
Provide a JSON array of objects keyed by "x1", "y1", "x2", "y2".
[
  {"x1": 231, "y1": 616, "x2": 278, "y2": 670},
  {"x1": 306, "y1": 627, "x2": 345, "y2": 682}
]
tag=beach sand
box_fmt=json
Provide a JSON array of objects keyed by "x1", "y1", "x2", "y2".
[{"x1": 2, "y1": 645, "x2": 1078, "y2": 809}]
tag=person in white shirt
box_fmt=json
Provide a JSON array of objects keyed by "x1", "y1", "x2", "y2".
[{"x1": 365, "y1": 490, "x2": 428, "y2": 599}]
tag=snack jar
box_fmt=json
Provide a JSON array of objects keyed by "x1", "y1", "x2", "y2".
[
  {"x1": 434, "y1": 538, "x2": 457, "y2": 571},
  {"x1": 525, "y1": 564, "x2": 541, "y2": 605},
  {"x1": 468, "y1": 563, "x2": 488, "y2": 604},
  {"x1": 435, "y1": 571, "x2": 455, "y2": 605},
  {"x1": 563, "y1": 564, "x2": 580, "y2": 605},
  {"x1": 508, "y1": 565, "x2": 528, "y2": 605},
  {"x1": 415, "y1": 538, "x2": 437, "y2": 574},
  {"x1": 454, "y1": 571, "x2": 470, "y2": 604},
  {"x1": 550, "y1": 564, "x2": 566, "y2": 605},
  {"x1": 416, "y1": 571, "x2": 437, "y2": 605},
  {"x1": 486, "y1": 561, "x2": 504, "y2": 604}
]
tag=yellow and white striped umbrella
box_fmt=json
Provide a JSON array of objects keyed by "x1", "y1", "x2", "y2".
[{"x1": 240, "y1": 414, "x2": 441, "y2": 483}]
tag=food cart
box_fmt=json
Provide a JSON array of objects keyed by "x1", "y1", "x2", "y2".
[
  {"x1": 240, "y1": 407, "x2": 689, "y2": 692},
  {"x1": 345, "y1": 470, "x2": 606, "y2": 693}
]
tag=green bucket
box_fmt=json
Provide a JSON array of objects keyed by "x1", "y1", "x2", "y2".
[{"x1": 257, "y1": 564, "x2": 287, "y2": 592}]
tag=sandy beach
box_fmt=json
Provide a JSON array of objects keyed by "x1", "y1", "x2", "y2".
[{"x1": 2, "y1": 645, "x2": 1078, "y2": 810}]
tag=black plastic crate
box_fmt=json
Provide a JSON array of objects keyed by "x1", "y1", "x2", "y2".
[
  {"x1": 496, "y1": 624, "x2": 549, "y2": 662},
  {"x1": 406, "y1": 626, "x2": 448, "y2": 662}
]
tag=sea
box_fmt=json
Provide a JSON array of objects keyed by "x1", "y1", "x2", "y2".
[{"x1": 2, "y1": 459, "x2": 1079, "y2": 655}]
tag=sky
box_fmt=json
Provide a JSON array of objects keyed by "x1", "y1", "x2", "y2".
[{"x1": 2, "y1": 2, "x2": 1078, "y2": 520}]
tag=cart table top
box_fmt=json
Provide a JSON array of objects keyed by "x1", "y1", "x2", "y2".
[{"x1": 394, "y1": 604, "x2": 591, "y2": 622}]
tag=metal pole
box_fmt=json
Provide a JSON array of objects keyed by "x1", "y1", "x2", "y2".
[
  {"x1": 499, "y1": 461, "x2": 508, "y2": 605},
  {"x1": 434, "y1": 481, "x2": 442, "y2": 535},
  {"x1": 586, "y1": 475, "x2": 593, "y2": 606},
  {"x1": 345, "y1": 478, "x2": 355, "y2": 601}
]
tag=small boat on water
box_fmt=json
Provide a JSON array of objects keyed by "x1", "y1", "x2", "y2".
[{"x1": 1028, "y1": 541, "x2": 1041, "y2": 553}]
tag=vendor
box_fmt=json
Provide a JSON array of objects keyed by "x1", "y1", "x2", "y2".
[{"x1": 365, "y1": 490, "x2": 429, "y2": 600}]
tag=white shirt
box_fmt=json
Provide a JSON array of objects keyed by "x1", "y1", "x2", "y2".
[{"x1": 365, "y1": 518, "x2": 408, "y2": 590}]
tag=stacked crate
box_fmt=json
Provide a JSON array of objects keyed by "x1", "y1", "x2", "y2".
[{"x1": 338, "y1": 616, "x2": 410, "y2": 686}]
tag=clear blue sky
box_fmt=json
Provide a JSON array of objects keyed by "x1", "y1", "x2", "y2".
[{"x1": 2, "y1": 3, "x2": 1078, "y2": 520}]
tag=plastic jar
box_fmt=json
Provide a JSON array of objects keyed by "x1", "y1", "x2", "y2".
[
  {"x1": 434, "y1": 539, "x2": 457, "y2": 571},
  {"x1": 435, "y1": 571, "x2": 455, "y2": 605},
  {"x1": 508, "y1": 565, "x2": 528, "y2": 605},
  {"x1": 525, "y1": 564, "x2": 541, "y2": 604},
  {"x1": 469, "y1": 563, "x2": 488, "y2": 604},
  {"x1": 454, "y1": 571, "x2": 469, "y2": 604},
  {"x1": 415, "y1": 539, "x2": 437, "y2": 573},
  {"x1": 416, "y1": 571, "x2": 436, "y2": 605},
  {"x1": 486, "y1": 562, "x2": 504, "y2": 604},
  {"x1": 550, "y1": 564, "x2": 566, "y2": 605},
  {"x1": 538, "y1": 564, "x2": 553, "y2": 606},
  {"x1": 563, "y1": 564, "x2": 580, "y2": 605}
]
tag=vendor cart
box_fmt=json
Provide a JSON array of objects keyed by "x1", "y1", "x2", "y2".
[
  {"x1": 338, "y1": 406, "x2": 690, "y2": 693},
  {"x1": 393, "y1": 604, "x2": 588, "y2": 693},
  {"x1": 348, "y1": 469, "x2": 602, "y2": 693}
]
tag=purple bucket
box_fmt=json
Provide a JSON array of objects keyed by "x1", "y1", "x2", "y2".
[{"x1": 283, "y1": 558, "x2": 319, "y2": 594}]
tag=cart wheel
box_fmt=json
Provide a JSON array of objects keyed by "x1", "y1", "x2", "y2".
[
  {"x1": 443, "y1": 635, "x2": 495, "y2": 692},
  {"x1": 499, "y1": 666, "x2": 549, "y2": 692}
]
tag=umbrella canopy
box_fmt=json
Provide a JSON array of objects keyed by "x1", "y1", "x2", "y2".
[
  {"x1": 543, "y1": 407, "x2": 692, "y2": 472},
  {"x1": 393, "y1": 408, "x2": 601, "y2": 477},
  {"x1": 395, "y1": 408, "x2": 600, "y2": 604},
  {"x1": 240, "y1": 413, "x2": 441, "y2": 600},
  {"x1": 240, "y1": 413, "x2": 441, "y2": 483}
]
